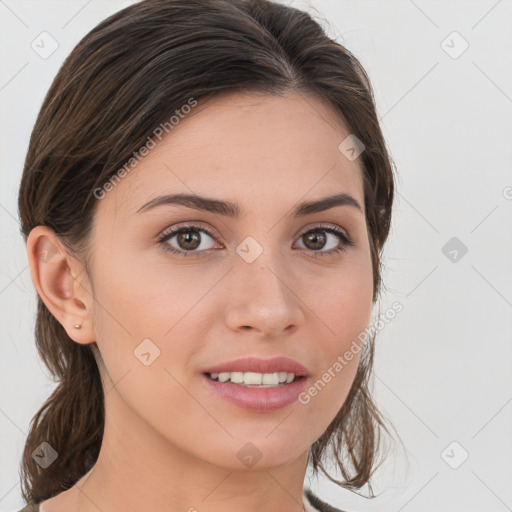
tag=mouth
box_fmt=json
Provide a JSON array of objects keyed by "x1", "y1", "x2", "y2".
[
  {"x1": 202, "y1": 371, "x2": 309, "y2": 412},
  {"x1": 201, "y1": 357, "x2": 310, "y2": 411}
]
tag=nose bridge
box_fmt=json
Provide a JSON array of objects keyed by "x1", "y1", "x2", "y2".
[
  {"x1": 225, "y1": 241, "x2": 303, "y2": 335},
  {"x1": 237, "y1": 242, "x2": 289, "y2": 303}
]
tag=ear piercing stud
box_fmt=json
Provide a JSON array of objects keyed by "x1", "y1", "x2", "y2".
[{"x1": 74, "y1": 324, "x2": 82, "y2": 329}]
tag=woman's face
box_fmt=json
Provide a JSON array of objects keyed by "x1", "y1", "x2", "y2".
[{"x1": 86, "y1": 90, "x2": 373, "y2": 470}]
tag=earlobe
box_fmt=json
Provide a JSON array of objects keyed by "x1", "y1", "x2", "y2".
[{"x1": 26, "y1": 226, "x2": 95, "y2": 344}]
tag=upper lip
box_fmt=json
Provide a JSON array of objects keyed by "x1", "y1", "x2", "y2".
[{"x1": 203, "y1": 357, "x2": 309, "y2": 376}]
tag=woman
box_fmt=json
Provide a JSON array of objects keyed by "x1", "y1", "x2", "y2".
[{"x1": 17, "y1": 0, "x2": 397, "y2": 510}]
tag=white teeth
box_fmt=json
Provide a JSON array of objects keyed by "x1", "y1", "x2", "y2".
[
  {"x1": 230, "y1": 372, "x2": 244, "y2": 384},
  {"x1": 209, "y1": 371, "x2": 297, "y2": 386},
  {"x1": 262, "y1": 373, "x2": 279, "y2": 385},
  {"x1": 244, "y1": 372, "x2": 263, "y2": 385}
]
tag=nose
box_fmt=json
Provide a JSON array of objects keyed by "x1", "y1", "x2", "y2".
[{"x1": 223, "y1": 255, "x2": 305, "y2": 338}]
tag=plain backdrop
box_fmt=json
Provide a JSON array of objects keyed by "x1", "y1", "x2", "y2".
[{"x1": 1, "y1": 1, "x2": 511, "y2": 511}]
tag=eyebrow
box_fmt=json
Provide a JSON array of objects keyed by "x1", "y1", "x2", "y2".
[{"x1": 136, "y1": 192, "x2": 363, "y2": 217}]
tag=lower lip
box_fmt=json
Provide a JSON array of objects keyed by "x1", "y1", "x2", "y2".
[{"x1": 202, "y1": 374, "x2": 309, "y2": 412}]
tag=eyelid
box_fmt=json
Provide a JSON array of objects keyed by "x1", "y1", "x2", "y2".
[
  {"x1": 296, "y1": 222, "x2": 351, "y2": 240},
  {"x1": 296, "y1": 223, "x2": 355, "y2": 251},
  {"x1": 158, "y1": 221, "x2": 351, "y2": 241},
  {"x1": 158, "y1": 221, "x2": 221, "y2": 241},
  {"x1": 157, "y1": 221, "x2": 354, "y2": 256}
]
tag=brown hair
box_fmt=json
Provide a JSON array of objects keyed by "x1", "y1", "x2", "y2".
[{"x1": 18, "y1": 0, "x2": 397, "y2": 504}]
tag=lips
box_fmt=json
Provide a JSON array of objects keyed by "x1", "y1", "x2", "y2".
[
  {"x1": 202, "y1": 373, "x2": 309, "y2": 412},
  {"x1": 203, "y1": 356, "x2": 309, "y2": 376}
]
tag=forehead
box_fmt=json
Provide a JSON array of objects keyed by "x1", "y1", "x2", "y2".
[{"x1": 97, "y1": 91, "x2": 364, "y2": 219}]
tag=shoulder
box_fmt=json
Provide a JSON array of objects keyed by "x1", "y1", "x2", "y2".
[
  {"x1": 303, "y1": 487, "x2": 348, "y2": 512},
  {"x1": 18, "y1": 503, "x2": 39, "y2": 512}
]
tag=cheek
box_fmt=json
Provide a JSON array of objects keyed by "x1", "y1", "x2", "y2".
[
  {"x1": 88, "y1": 256, "x2": 203, "y2": 434},
  {"x1": 88, "y1": 248, "x2": 216, "y2": 388},
  {"x1": 90, "y1": 247, "x2": 191, "y2": 336},
  {"x1": 306, "y1": 254, "x2": 374, "y2": 342},
  {"x1": 299, "y1": 258, "x2": 372, "y2": 417}
]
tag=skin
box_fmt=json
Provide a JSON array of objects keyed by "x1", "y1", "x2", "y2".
[{"x1": 26, "y1": 90, "x2": 374, "y2": 512}]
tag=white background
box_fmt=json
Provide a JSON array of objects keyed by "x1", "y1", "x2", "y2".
[{"x1": 1, "y1": 1, "x2": 511, "y2": 511}]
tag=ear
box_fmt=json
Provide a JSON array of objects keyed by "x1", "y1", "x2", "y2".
[{"x1": 26, "y1": 225, "x2": 95, "y2": 345}]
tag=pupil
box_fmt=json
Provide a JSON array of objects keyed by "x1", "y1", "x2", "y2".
[
  {"x1": 305, "y1": 231, "x2": 325, "y2": 250},
  {"x1": 179, "y1": 230, "x2": 200, "y2": 250}
]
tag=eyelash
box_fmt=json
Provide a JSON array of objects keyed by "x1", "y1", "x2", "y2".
[{"x1": 157, "y1": 223, "x2": 354, "y2": 258}]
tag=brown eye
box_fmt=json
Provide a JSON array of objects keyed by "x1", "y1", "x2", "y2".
[
  {"x1": 294, "y1": 225, "x2": 354, "y2": 256},
  {"x1": 175, "y1": 229, "x2": 201, "y2": 250},
  {"x1": 158, "y1": 225, "x2": 219, "y2": 257},
  {"x1": 157, "y1": 223, "x2": 354, "y2": 258},
  {"x1": 301, "y1": 231, "x2": 328, "y2": 250}
]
